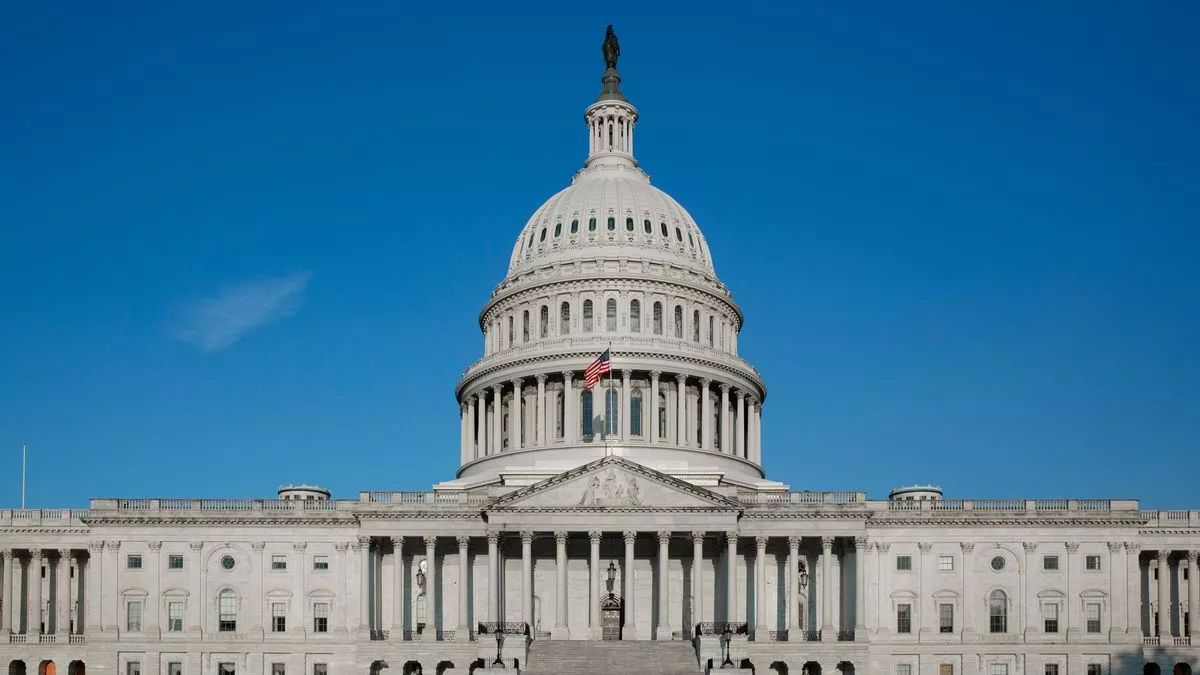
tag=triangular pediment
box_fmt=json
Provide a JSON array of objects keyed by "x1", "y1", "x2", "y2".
[{"x1": 487, "y1": 456, "x2": 739, "y2": 512}]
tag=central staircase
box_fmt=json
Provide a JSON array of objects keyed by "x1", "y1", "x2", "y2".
[{"x1": 523, "y1": 639, "x2": 700, "y2": 675}]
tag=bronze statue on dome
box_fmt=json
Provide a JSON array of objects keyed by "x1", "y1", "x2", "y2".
[{"x1": 602, "y1": 25, "x2": 620, "y2": 70}]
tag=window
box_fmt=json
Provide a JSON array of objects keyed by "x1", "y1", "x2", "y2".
[
  {"x1": 606, "y1": 298, "x2": 617, "y2": 331},
  {"x1": 588, "y1": 217, "x2": 596, "y2": 231},
  {"x1": 1086, "y1": 602, "x2": 1101, "y2": 633},
  {"x1": 897, "y1": 666, "x2": 912, "y2": 675},
  {"x1": 271, "y1": 665, "x2": 285, "y2": 675},
  {"x1": 581, "y1": 390, "x2": 594, "y2": 437},
  {"x1": 990, "y1": 555, "x2": 1006, "y2": 571},
  {"x1": 127, "y1": 663, "x2": 141, "y2": 675},
  {"x1": 313, "y1": 555, "x2": 329, "y2": 570},
  {"x1": 896, "y1": 555, "x2": 912, "y2": 571},
  {"x1": 604, "y1": 388, "x2": 619, "y2": 436},
  {"x1": 127, "y1": 555, "x2": 142, "y2": 569},
  {"x1": 168, "y1": 554, "x2": 184, "y2": 570},
  {"x1": 989, "y1": 590, "x2": 1008, "y2": 633},
  {"x1": 643, "y1": 219, "x2": 652, "y2": 233},
  {"x1": 631, "y1": 390, "x2": 643, "y2": 437},
  {"x1": 218, "y1": 664, "x2": 235, "y2": 675},
  {"x1": 1045, "y1": 666, "x2": 1060, "y2": 675},
  {"x1": 271, "y1": 602, "x2": 286, "y2": 632},
  {"x1": 313, "y1": 602, "x2": 329, "y2": 633},
  {"x1": 583, "y1": 300, "x2": 593, "y2": 332},
  {"x1": 676, "y1": 227, "x2": 683, "y2": 241},
  {"x1": 673, "y1": 305, "x2": 683, "y2": 338},
  {"x1": 554, "y1": 222, "x2": 561, "y2": 237},
  {"x1": 168, "y1": 663, "x2": 182, "y2": 675},
  {"x1": 1086, "y1": 666, "x2": 1102, "y2": 675},
  {"x1": 219, "y1": 590, "x2": 237, "y2": 632},
  {"x1": 990, "y1": 666, "x2": 1008, "y2": 675},
  {"x1": 607, "y1": 216, "x2": 615, "y2": 230},
  {"x1": 657, "y1": 392, "x2": 668, "y2": 440},
  {"x1": 1085, "y1": 555, "x2": 1101, "y2": 571},
  {"x1": 525, "y1": 232, "x2": 533, "y2": 250},
  {"x1": 692, "y1": 310, "x2": 700, "y2": 342},
  {"x1": 221, "y1": 555, "x2": 236, "y2": 570},
  {"x1": 939, "y1": 603, "x2": 954, "y2": 633},
  {"x1": 652, "y1": 302, "x2": 663, "y2": 334},
  {"x1": 629, "y1": 300, "x2": 640, "y2": 332},
  {"x1": 625, "y1": 217, "x2": 634, "y2": 231},
  {"x1": 168, "y1": 601, "x2": 184, "y2": 632},
  {"x1": 938, "y1": 555, "x2": 954, "y2": 571},
  {"x1": 507, "y1": 316, "x2": 514, "y2": 346},
  {"x1": 570, "y1": 219, "x2": 579, "y2": 234},
  {"x1": 1043, "y1": 555, "x2": 1059, "y2": 571},
  {"x1": 897, "y1": 603, "x2": 912, "y2": 633},
  {"x1": 313, "y1": 666, "x2": 327, "y2": 675},
  {"x1": 707, "y1": 315, "x2": 714, "y2": 346},
  {"x1": 1044, "y1": 603, "x2": 1059, "y2": 633},
  {"x1": 272, "y1": 555, "x2": 287, "y2": 570},
  {"x1": 126, "y1": 600, "x2": 143, "y2": 631},
  {"x1": 560, "y1": 302, "x2": 571, "y2": 335},
  {"x1": 522, "y1": 310, "x2": 530, "y2": 342},
  {"x1": 540, "y1": 305, "x2": 549, "y2": 338},
  {"x1": 940, "y1": 666, "x2": 954, "y2": 675},
  {"x1": 538, "y1": 227, "x2": 546, "y2": 242}
]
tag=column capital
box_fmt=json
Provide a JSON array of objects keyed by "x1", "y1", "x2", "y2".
[
  {"x1": 520, "y1": 531, "x2": 535, "y2": 545},
  {"x1": 725, "y1": 531, "x2": 739, "y2": 546},
  {"x1": 558, "y1": 372, "x2": 572, "y2": 382},
  {"x1": 456, "y1": 536, "x2": 470, "y2": 548},
  {"x1": 492, "y1": 383, "x2": 503, "y2": 393},
  {"x1": 293, "y1": 542, "x2": 308, "y2": 552},
  {"x1": 460, "y1": 401, "x2": 469, "y2": 413},
  {"x1": 189, "y1": 541, "x2": 205, "y2": 552},
  {"x1": 554, "y1": 531, "x2": 569, "y2": 544},
  {"x1": 251, "y1": 541, "x2": 266, "y2": 552},
  {"x1": 474, "y1": 389, "x2": 488, "y2": 401},
  {"x1": 621, "y1": 369, "x2": 632, "y2": 380},
  {"x1": 1107, "y1": 542, "x2": 1124, "y2": 553},
  {"x1": 960, "y1": 542, "x2": 975, "y2": 553},
  {"x1": 486, "y1": 532, "x2": 501, "y2": 545},
  {"x1": 0, "y1": 548, "x2": 10, "y2": 558},
  {"x1": 87, "y1": 541, "x2": 104, "y2": 553},
  {"x1": 146, "y1": 541, "x2": 162, "y2": 552},
  {"x1": 1149, "y1": 550, "x2": 1161, "y2": 563},
  {"x1": 875, "y1": 542, "x2": 890, "y2": 553},
  {"x1": 788, "y1": 536, "x2": 802, "y2": 548},
  {"x1": 1065, "y1": 542, "x2": 1081, "y2": 553},
  {"x1": 699, "y1": 377, "x2": 712, "y2": 387},
  {"x1": 657, "y1": 531, "x2": 673, "y2": 545},
  {"x1": 536, "y1": 373, "x2": 548, "y2": 384},
  {"x1": 755, "y1": 536, "x2": 769, "y2": 548},
  {"x1": 335, "y1": 542, "x2": 350, "y2": 552},
  {"x1": 1023, "y1": 542, "x2": 1039, "y2": 552},
  {"x1": 854, "y1": 537, "x2": 869, "y2": 550},
  {"x1": 30, "y1": 548, "x2": 44, "y2": 560},
  {"x1": 104, "y1": 541, "x2": 121, "y2": 550},
  {"x1": 735, "y1": 389, "x2": 746, "y2": 400},
  {"x1": 675, "y1": 372, "x2": 687, "y2": 384},
  {"x1": 719, "y1": 382, "x2": 731, "y2": 393},
  {"x1": 1124, "y1": 542, "x2": 1142, "y2": 553},
  {"x1": 589, "y1": 531, "x2": 603, "y2": 544},
  {"x1": 423, "y1": 535, "x2": 438, "y2": 549},
  {"x1": 353, "y1": 536, "x2": 370, "y2": 551},
  {"x1": 917, "y1": 542, "x2": 933, "y2": 553},
  {"x1": 691, "y1": 531, "x2": 706, "y2": 544},
  {"x1": 623, "y1": 530, "x2": 638, "y2": 545},
  {"x1": 820, "y1": 536, "x2": 834, "y2": 550},
  {"x1": 649, "y1": 370, "x2": 662, "y2": 380},
  {"x1": 390, "y1": 536, "x2": 404, "y2": 549}
]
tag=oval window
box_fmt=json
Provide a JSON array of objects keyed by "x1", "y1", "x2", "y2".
[
  {"x1": 675, "y1": 227, "x2": 683, "y2": 241},
  {"x1": 607, "y1": 216, "x2": 615, "y2": 231},
  {"x1": 539, "y1": 227, "x2": 547, "y2": 242},
  {"x1": 990, "y1": 556, "x2": 1005, "y2": 571},
  {"x1": 571, "y1": 219, "x2": 579, "y2": 234},
  {"x1": 554, "y1": 222, "x2": 562, "y2": 237},
  {"x1": 660, "y1": 222, "x2": 668, "y2": 237},
  {"x1": 644, "y1": 219, "x2": 652, "y2": 233},
  {"x1": 625, "y1": 217, "x2": 634, "y2": 231},
  {"x1": 221, "y1": 555, "x2": 236, "y2": 571},
  {"x1": 589, "y1": 217, "x2": 597, "y2": 231}
]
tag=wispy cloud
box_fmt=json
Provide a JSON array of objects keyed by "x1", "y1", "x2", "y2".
[{"x1": 170, "y1": 272, "x2": 313, "y2": 352}]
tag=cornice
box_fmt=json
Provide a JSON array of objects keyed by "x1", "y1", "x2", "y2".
[
  {"x1": 867, "y1": 516, "x2": 1144, "y2": 528},
  {"x1": 83, "y1": 516, "x2": 359, "y2": 527},
  {"x1": 0, "y1": 527, "x2": 91, "y2": 535},
  {"x1": 355, "y1": 512, "x2": 485, "y2": 521}
]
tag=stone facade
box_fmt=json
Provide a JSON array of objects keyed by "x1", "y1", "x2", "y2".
[{"x1": 3, "y1": 32, "x2": 1197, "y2": 675}]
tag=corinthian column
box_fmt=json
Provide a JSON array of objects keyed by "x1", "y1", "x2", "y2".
[
  {"x1": 719, "y1": 383, "x2": 731, "y2": 453},
  {"x1": 29, "y1": 550, "x2": 43, "y2": 636},
  {"x1": 656, "y1": 531, "x2": 672, "y2": 640},
  {"x1": 390, "y1": 537, "x2": 405, "y2": 639},
  {"x1": 649, "y1": 371, "x2": 661, "y2": 443},
  {"x1": 820, "y1": 537, "x2": 835, "y2": 641},
  {"x1": 355, "y1": 537, "x2": 371, "y2": 637},
  {"x1": 521, "y1": 532, "x2": 533, "y2": 631},
  {"x1": 456, "y1": 536, "x2": 470, "y2": 641},
  {"x1": 475, "y1": 392, "x2": 487, "y2": 458},
  {"x1": 691, "y1": 532, "x2": 704, "y2": 628},
  {"x1": 725, "y1": 532, "x2": 738, "y2": 624},
  {"x1": 787, "y1": 537, "x2": 801, "y2": 634},
  {"x1": 536, "y1": 374, "x2": 548, "y2": 446},
  {"x1": 0, "y1": 549, "x2": 12, "y2": 635},
  {"x1": 553, "y1": 532, "x2": 570, "y2": 639},
  {"x1": 491, "y1": 384, "x2": 503, "y2": 454},
  {"x1": 511, "y1": 379, "x2": 524, "y2": 449},
  {"x1": 623, "y1": 531, "x2": 638, "y2": 639},
  {"x1": 1157, "y1": 551, "x2": 1171, "y2": 638},
  {"x1": 675, "y1": 374, "x2": 687, "y2": 446},
  {"x1": 854, "y1": 537, "x2": 868, "y2": 639},
  {"x1": 589, "y1": 531, "x2": 602, "y2": 639},
  {"x1": 459, "y1": 402, "x2": 470, "y2": 464},
  {"x1": 487, "y1": 533, "x2": 500, "y2": 624},
  {"x1": 56, "y1": 548, "x2": 72, "y2": 636},
  {"x1": 754, "y1": 537, "x2": 769, "y2": 637},
  {"x1": 735, "y1": 391, "x2": 746, "y2": 458},
  {"x1": 1125, "y1": 543, "x2": 1142, "y2": 640},
  {"x1": 700, "y1": 379, "x2": 713, "y2": 450}
]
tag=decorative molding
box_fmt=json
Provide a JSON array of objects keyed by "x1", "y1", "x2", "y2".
[
  {"x1": 820, "y1": 536, "x2": 834, "y2": 549},
  {"x1": 520, "y1": 531, "x2": 535, "y2": 545},
  {"x1": 456, "y1": 536, "x2": 470, "y2": 548},
  {"x1": 854, "y1": 537, "x2": 869, "y2": 550},
  {"x1": 1065, "y1": 542, "x2": 1081, "y2": 553},
  {"x1": 1023, "y1": 542, "x2": 1038, "y2": 552},
  {"x1": 588, "y1": 531, "x2": 603, "y2": 544},
  {"x1": 1107, "y1": 542, "x2": 1124, "y2": 553},
  {"x1": 658, "y1": 531, "x2": 673, "y2": 545},
  {"x1": 960, "y1": 542, "x2": 976, "y2": 553},
  {"x1": 917, "y1": 542, "x2": 933, "y2": 553}
]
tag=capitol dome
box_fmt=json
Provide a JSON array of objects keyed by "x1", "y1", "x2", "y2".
[{"x1": 448, "y1": 37, "x2": 776, "y2": 491}]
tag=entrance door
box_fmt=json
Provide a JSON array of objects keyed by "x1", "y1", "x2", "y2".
[{"x1": 601, "y1": 607, "x2": 622, "y2": 640}]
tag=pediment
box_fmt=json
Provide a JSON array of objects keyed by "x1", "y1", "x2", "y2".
[{"x1": 487, "y1": 456, "x2": 738, "y2": 512}]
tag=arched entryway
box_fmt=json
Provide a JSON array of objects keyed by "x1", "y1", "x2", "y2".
[
  {"x1": 1173, "y1": 665, "x2": 1191, "y2": 675},
  {"x1": 600, "y1": 593, "x2": 623, "y2": 640},
  {"x1": 368, "y1": 661, "x2": 386, "y2": 675},
  {"x1": 836, "y1": 663, "x2": 855, "y2": 675},
  {"x1": 401, "y1": 663, "x2": 421, "y2": 675},
  {"x1": 38, "y1": 661, "x2": 55, "y2": 675},
  {"x1": 1145, "y1": 665, "x2": 1162, "y2": 675},
  {"x1": 802, "y1": 662, "x2": 823, "y2": 675},
  {"x1": 9, "y1": 661, "x2": 27, "y2": 675},
  {"x1": 769, "y1": 662, "x2": 789, "y2": 674},
  {"x1": 67, "y1": 662, "x2": 85, "y2": 675}
]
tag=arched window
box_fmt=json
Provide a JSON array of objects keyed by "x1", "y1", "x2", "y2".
[
  {"x1": 605, "y1": 389, "x2": 619, "y2": 436},
  {"x1": 539, "y1": 305, "x2": 549, "y2": 338},
  {"x1": 708, "y1": 316, "x2": 714, "y2": 346},
  {"x1": 674, "y1": 306, "x2": 684, "y2": 339},
  {"x1": 607, "y1": 216, "x2": 615, "y2": 231},
  {"x1": 653, "y1": 302, "x2": 663, "y2": 335},
  {"x1": 643, "y1": 219, "x2": 652, "y2": 233},
  {"x1": 660, "y1": 222, "x2": 668, "y2": 237},
  {"x1": 218, "y1": 590, "x2": 237, "y2": 632},
  {"x1": 560, "y1": 302, "x2": 571, "y2": 335},
  {"x1": 631, "y1": 389, "x2": 643, "y2": 436},
  {"x1": 676, "y1": 227, "x2": 683, "y2": 241},
  {"x1": 589, "y1": 217, "x2": 597, "y2": 231},
  {"x1": 657, "y1": 392, "x2": 668, "y2": 440},
  {"x1": 507, "y1": 316, "x2": 514, "y2": 346},
  {"x1": 522, "y1": 311, "x2": 530, "y2": 342},
  {"x1": 526, "y1": 232, "x2": 534, "y2": 249},
  {"x1": 571, "y1": 219, "x2": 579, "y2": 234},
  {"x1": 692, "y1": 310, "x2": 700, "y2": 342},
  {"x1": 539, "y1": 227, "x2": 547, "y2": 242},
  {"x1": 581, "y1": 390, "x2": 594, "y2": 437},
  {"x1": 554, "y1": 222, "x2": 562, "y2": 237},
  {"x1": 989, "y1": 590, "x2": 1008, "y2": 633},
  {"x1": 688, "y1": 232, "x2": 694, "y2": 247},
  {"x1": 629, "y1": 300, "x2": 641, "y2": 333},
  {"x1": 583, "y1": 300, "x2": 593, "y2": 333},
  {"x1": 606, "y1": 298, "x2": 617, "y2": 331},
  {"x1": 625, "y1": 217, "x2": 634, "y2": 231}
]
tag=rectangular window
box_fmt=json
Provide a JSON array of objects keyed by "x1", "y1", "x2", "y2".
[
  {"x1": 272, "y1": 602, "x2": 287, "y2": 632},
  {"x1": 168, "y1": 601, "x2": 184, "y2": 632},
  {"x1": 939, "y1": 603, "x2": 954, "y2": 633},
  {"x1": 126, "y1": 601, "x2": 143, "y2": 632},
  {"x1": 938, "y1": 555, "x2": 954, "y2": 571},
  {"x1": 127, "y1": 663, "x2": 141, "y2": 675},
  {"x1": 990, "y1": 665, "x2": 1008, "y2": 675},
  {"x1": 1044, "y1": 603, "x2": 1059, "y2": 633},
  {"x1": 272, "y1": 555, "x2": 287, "y2": 570},
  {"x1": 1043, "y1": 555, "x2": 1059, "y2": 571},
  {"x1": 127, "y1": 555, "x2": 142, "y2": 570},
  {"x1": 1085, "y1": 555, "x2": 1102, "y2": 571},
  {"x1": 271, "y1": 666, "x2": 285, "y2": 675},
  {"x1": 219, "y1": 594, "x2": 237, "y2": 632},
  {"x1": 313, "y1": 665, "x2": 327, "y2": 675},
  {"x1": 167, "y1": 663, "x2": 182, "y2": 675},
  {"x1": 897, "y1": 604, "x2": 912, "y2": 634},
  {"x1": 1086, "y1": 666, "x2": 1102, "y2": 675},
  {"x1": 313, "y1": 555, "x2": 329, "y2": 570},
  {"x1": 896, "y1": 666, "x2": 912, "y2": 675},
  {"x1": 168, "y1": 554, "x2": 184, "y2": 570},
  {"x1": 1045, "y1": 667, "x2": 1059, "y2": 675},
  {"x1": 218, "y1": 664, "x2": 235, "y2": 675},
  {"x1": 896, "y1": 555, "x2": 912, "y2": 571},
  {"x1": 939, "y1": 666, "x2": 954, "y2": 675},
  {"x1": 313, "y1": 602, "x2": 329, "y2": 633},
  {"x1": 1086, "y1": 603, "x2": 1101, "y2": 633}
]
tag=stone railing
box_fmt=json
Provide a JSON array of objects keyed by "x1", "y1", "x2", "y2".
[
  {"x1": 1141, "y1": 511, "x2": 1200, "y2": 527},
  {"x1": 360, "y1": 492, "x2": 493, "y2": 507},
  {"x1": 0, "y1": 509, "x2": 90, "y2": 526},
  {"x1": 91, "y1": 499, "x2": 353, "y2": 513},
  {"x1": 737, "y1": 491, "x2": 866, "y2": 506},
  {"x1": 882, "y1": 499, "x2": 1139, "y2": 514}
]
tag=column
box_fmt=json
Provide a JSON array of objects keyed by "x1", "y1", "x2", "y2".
[
  {"x1": 855, "y1": 537, "x2": 868, "y2": 638},
  {"x1": 476, "y1": 391, "x2": 488, "y2": 457},
  {"x1": 918, "y1": 542, "x2": 932, "y2": 636},
  {"x1": 700, "y1": 379, "x2": 713, "y2": 450},
  {"x1": 390, "y1": 537, "x2": 405, "y2": 639},
  {"x1": 1065, "y1": 541, "x2": 1080, "y2": 634},
  {"x1": 335, "y1": 542, "x2": 349, "y2": 636},
  {"x1": 512, "y1": 379, "x2": 524, "y2": 449},
  {"x1": 746, "y1": 399, "x2": 757, "y2": 463},
  {"x1": 356, "y1": 537, "x2": 371, "y2": 636},
  {"x1": 0, "y1": 549, "x2": 11, "y2": 634},
  {"x1": 719, "y1": 384, "x2": 731, "y2": 453},
  {"x1": 751, "y1": 400, "x2": 762, "y2": 463},
  {"x1": 735, "y1": 391, "x2": 746, "y2": 458},
  {"x1": 649, "y1": 371, "x2": 661, "y2": 444},
  {"x1": 553, "y1": 532, "x2": 569, "y2": 638},
  {"x1": 820, "y1": 537, "x2": 835, "y2": 641},
  {"x1": 754, "y1": 536, "x2": 769, "y2": 637},
  {"x1": 623, "y1": 531, "x2": 638, "y2": 638},
  {"x1": 521, "y1": 532, "x2": 533, "y2": 630},
  {"x1": 492, "y1": 384, "x2": 503, "y2": 454},
  {"x1": 467, "y1": 395, "x2": 478, "y2": 459},
  {"x1": 461, "y1": 402, "x2": 471, "y2": 463},
  {"x1": 675, "y1": 374, "x2": 687, "y2": 446},
  {"x1": 290, "y1": 543, "x2": 305, "y2": 634},
  {"x1": 424, "y1": 536, "x2": 438, "y2": 639},
  {"x1": 589, "y1": 531, "x2": 602, "y2": 639},
  {"x1": 187, "y1": 542, "x2": 202, "y2": 634},
  {"x1": 487, "y1": 533, "x2": 500, "y2": 624},
  {"x1": 787, "y1": 537, "x2": 801, "y2": 635},
  {"x1": 55, "y1": 549, "x2": 71, "y2": 636},
  {"x1": 29, "y1": 550, "x2": 42, "y2": 635},
  {"x1": 1187, "y1": 550, "x2": 1200, "y2": 638},
  {"x1": 456, "y1": 536, "x2": 470, "y2": 640},
  {"x1": 146, "y1": 543, "x2": 161, "y2": 637},
  {"x1": 1106, "y1": 542, "x2": 1126, "y2": 641},
  {"x1": 1158, "y1": 550, "x2": 1171, "y2": 638},
  {"x1": 536, "y1": 374, "x2": 548, "y2": 446},
  {"x1": 958, "y1": 543, "x2": 974, "y2": 639},
  {"x1": 1126, "y1": 543, "x2": 1142, "y2": 640},
  {"x1": 619, "y1": 370, "x2": 632, "y2": 440},
  {"x1": 103, "y1": 541, "x2": 119, "y2": 632},
  {"x1": 558, "y1": 374, "x2": 573, "y2": 444},
  {"x1": 656, "y1": 531, "x2": 672, "y2": 640},
  {"x1": 691, "y1": 532, "x2": 704, "y2": 628},
  {"x1": 725, "y1": 532, "x2": 738, "y2": 624}
]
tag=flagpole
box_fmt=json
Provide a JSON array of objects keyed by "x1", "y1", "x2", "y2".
[{"x1": 606, "y1": 343, "x2": 614, "y2": 456}]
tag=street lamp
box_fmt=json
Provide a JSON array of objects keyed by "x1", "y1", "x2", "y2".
[{"x1": 606, "y1": 560, "x2": 617, "y2": 593}]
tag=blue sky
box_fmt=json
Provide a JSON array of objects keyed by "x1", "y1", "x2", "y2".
[{"x1": 1, "y1": 2, "x2": 1197, "y2": 508}]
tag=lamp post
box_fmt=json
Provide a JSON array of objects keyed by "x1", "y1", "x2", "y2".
[{"x1": 721, "y1": 625, "x2": 734, "y2": 667}]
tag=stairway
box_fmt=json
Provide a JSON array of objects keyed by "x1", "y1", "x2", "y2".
[{"x1": 523, "y1": 639, "x2": 700, "y2": 675}]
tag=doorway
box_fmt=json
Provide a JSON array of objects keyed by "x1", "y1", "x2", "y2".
[{"x1": 600, "y1": 593, "x2": 623, "y2": 640}]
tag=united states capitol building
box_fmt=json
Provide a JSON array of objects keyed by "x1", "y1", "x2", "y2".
[{"x1": 2, "y1": 28, "x2": 1197, "y2": 675}]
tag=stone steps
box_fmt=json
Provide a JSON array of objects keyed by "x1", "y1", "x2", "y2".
[{"x1": 524, "y1": 639, "x2": 700, "y2": 675}]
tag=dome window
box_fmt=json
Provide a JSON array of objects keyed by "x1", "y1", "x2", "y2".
[
  {"x1": 560, "y1": 302, "x2": 571, "y2": 335},
  {"x1": 522, "y1": 311, "x2": 530, "y2": 343},
  {"x1": 606, "y1": 298, "x2": 617, "y2": 331},
  {"x1": 625, "y1": 217, "x2": 634, "y2": 231},
  {"x1": 554, "y1": 223, "x2": 562, "y2": 237},
  {"x1": 675, "y1": 227, "x2": 683, "y2": 241},
  {"x1": 629, "y1": 300, "x2": 641, "y2": 332},
  {"x1": 660, "y1": 222, "x2": 668, "y2": 237},
  {"x1": 643, "y1": 219, "x2": 652, "y2": 233},
  {"x1": 652, "y1": 302, "x2": 663, "y2": 335},
  {"x1": 583, "y1": 299, "x2": 594, "y2": 333},
  {"x1": 589, "y1": 217, "x2": 597, "y2": 232},
  {"x1": 687, "y1": 232, "x2": 694, "y2": 247},
  {"x1": 571, "y1": 219, "x2": 579, "y2": 234},
  {"x1": 673, "y1": 305, "x2": 684, "y2": 339},
  {"x1": 527, "y1": 233, "x2": 535, "y2": 249},
  {"x1": 692, "y1": 310, "x2": 700, "y2": 342},
  {"x1": 539, "y1": 305, "x2": 549, "y2": 338},
  {"x1": 539, "y1": 227, "x2": 547, "y2": 242},
  {"x1": 607, "y1": 216, "x2": 615, "y2": 231}
]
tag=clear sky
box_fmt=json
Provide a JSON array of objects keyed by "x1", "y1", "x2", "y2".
[{"x1": 1, "y1": 2, "x2": 1197, "y2": 508}]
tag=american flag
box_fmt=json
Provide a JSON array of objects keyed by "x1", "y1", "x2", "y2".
[{"x1": 584, "y1": 349, "x2": 611, "y2": 389}]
